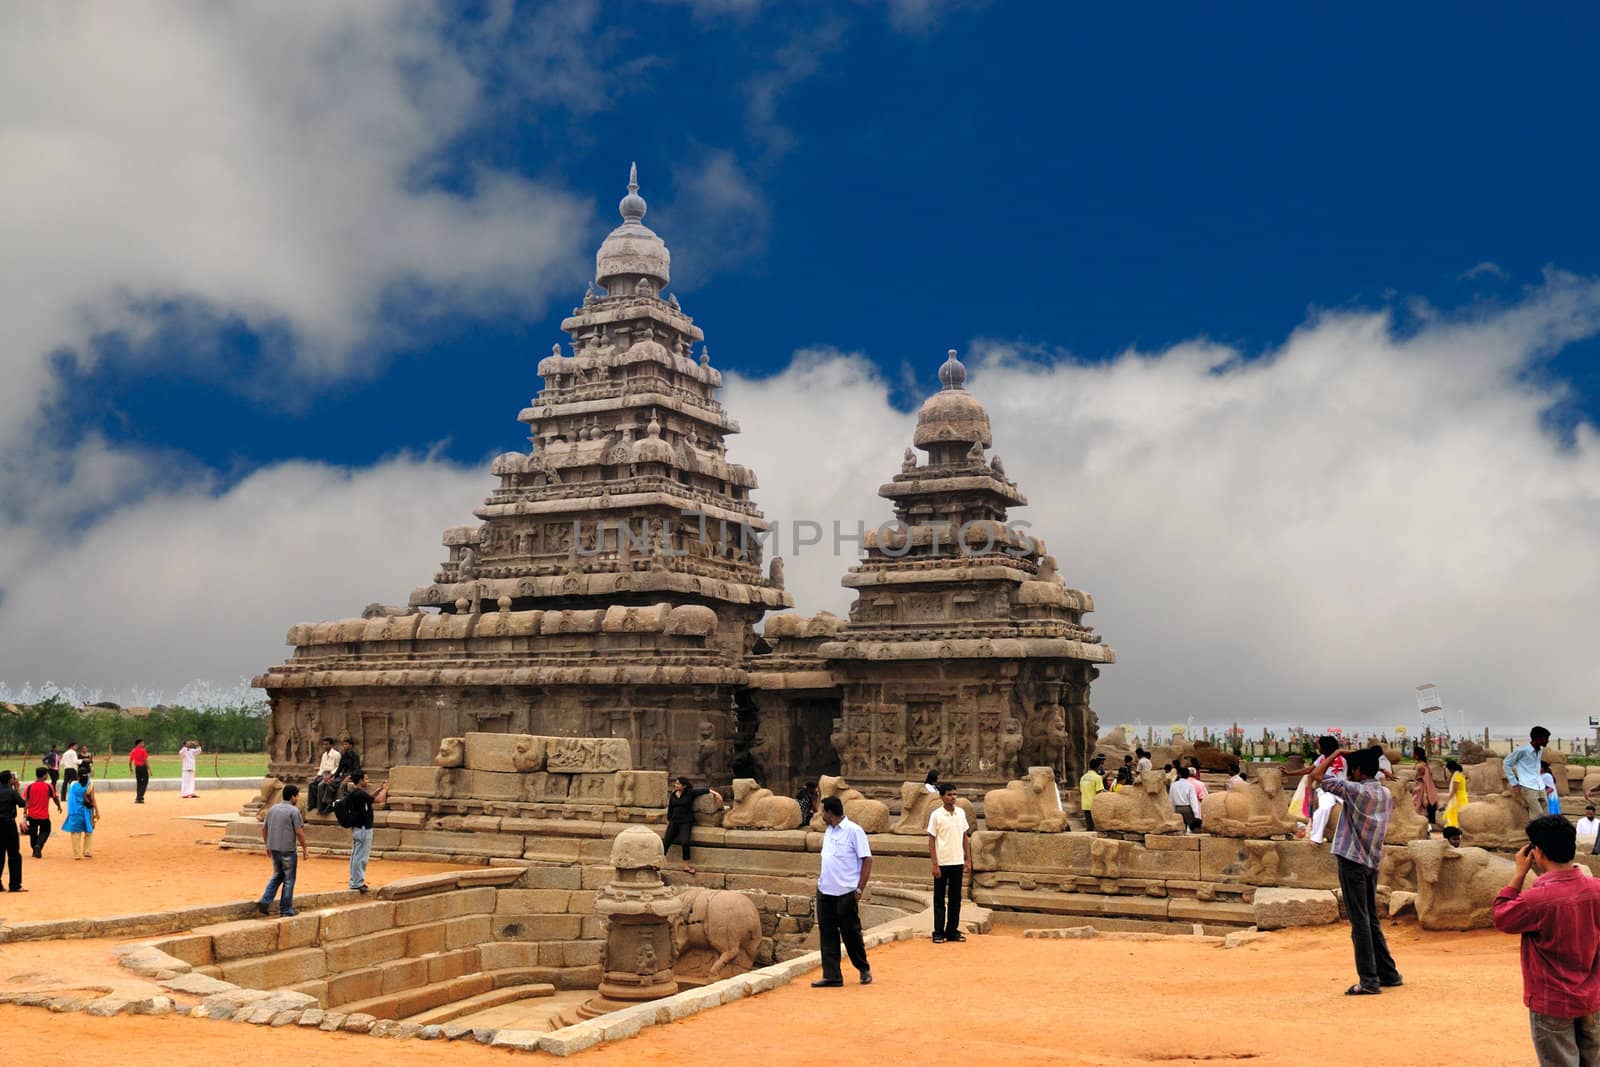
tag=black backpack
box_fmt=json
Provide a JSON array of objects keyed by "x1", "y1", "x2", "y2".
[{"x1": 332, "y1": 791, "x2": 359, "y2": 829}]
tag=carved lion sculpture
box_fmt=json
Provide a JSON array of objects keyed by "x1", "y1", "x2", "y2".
[
  {"x1": 1094, "y1": 771, "x2": 1184, "y2": 834},
  {"x1": 432, "y1": 737, "x2": 466, "y2": 768},
  {"x1": 511, "y1": 735, "x2": 544, "y2": 773},
  {"x1": 671, "y1": 887, "x2": 763, "y2": 978},
  {"x1": 983, "y1": 767, "x2": 1068, "y2": 832},
  {"x1": 255, "y1": 776, "x2": 287, "y2": 820},
  {"x1": 1457, "y1": 787, "x2": 1534, "y2": 850},
  {"x1": 724, "y1": 778, "x2": 803, "y2": 831},
  {"x1": 892, "y1": 782, "x2": 978, "y2": 836},
  {"x1": 807, "y1": 775, "x2": 890, "y2": 833},
  {"x1": 1412, "y1": 840, "x2": 1526, "y2": 930},
  {"x1": 1198, "y1": 767, "x2": 1299, "y2": 838}
]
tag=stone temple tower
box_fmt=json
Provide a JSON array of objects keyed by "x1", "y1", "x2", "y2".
[{"x1": 255, "y1": 166, "x2": 790, "y2": 783}]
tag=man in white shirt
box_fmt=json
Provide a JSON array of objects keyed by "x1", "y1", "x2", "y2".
[
  {"x1": 812, "y1": 796, "x2": 873, "y2": 988},
  {"x1": 1136, "y1": 748, "x2": 1153, "y2": 775},
  {"x1": 179, "y1": 740, "x2": 203, "y2": 798},
  {"x1": 312, "y1": 737, "x2": 342, "y2": 813},
  {"x1": 59, "y1": 743, "x2": 81, "y2": 783},
  {"x1": 1168, "y1": 766, "x2": 1201, "y2": 832},
  {"x1": 926, "y1": 783, "x2": 972, "y2": 944},
  {"x1": 1578, "y1": 805, "x2": 1600, "y2": 854}
]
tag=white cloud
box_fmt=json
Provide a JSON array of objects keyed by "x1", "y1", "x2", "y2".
[
  {"x1": 657, "y1": 150, "x2": 770, "y2": 288},
  {"x1": 727, "y1": 275, "x2": 1600, "y2": 734},
  {"x1": 0, "y1": 2, "x2": 595, "y2": 451}
]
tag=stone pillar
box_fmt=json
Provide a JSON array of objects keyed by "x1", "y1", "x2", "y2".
[{"x1": 580, "y1": 826, "x2": 682, "y2": 1018}]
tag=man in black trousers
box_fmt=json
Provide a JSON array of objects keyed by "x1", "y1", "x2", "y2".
[
  {"x1": 0, "y1": 770, "x2": 27, "y2": 892},
  {"x1": 811, "y1": 795, "x2": 873, "y2": 988}
]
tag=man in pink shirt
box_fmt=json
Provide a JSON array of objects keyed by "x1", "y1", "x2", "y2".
[{"x1": 1493, "y1": 814, "x2": 1600, "y2": 1066}]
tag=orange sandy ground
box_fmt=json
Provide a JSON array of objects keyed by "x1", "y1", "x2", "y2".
[{"x1": 0, "y1": 787, "x2": 1541, "y2": 1066}]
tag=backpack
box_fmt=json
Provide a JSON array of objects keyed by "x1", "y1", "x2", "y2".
[{"x1": 333, "y1": 791, "x2": 360, "y2": 829}]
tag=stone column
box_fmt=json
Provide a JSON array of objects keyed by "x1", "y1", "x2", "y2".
[{"x1": 580, "y1": 825, "x2": 683, "y2": 1017}]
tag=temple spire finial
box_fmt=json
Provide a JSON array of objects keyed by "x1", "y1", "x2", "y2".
[
  {"x1": 620, "y1": 162, "x2": 646, "y2": 223},
  {"x1": 938, "y1": 348, "x2": 967, "y2": 391}
]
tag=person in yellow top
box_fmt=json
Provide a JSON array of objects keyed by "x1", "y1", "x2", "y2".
[
  {"x1": 1080, "y1": 756, "x2": 1106, "y2": 831},
  {"x1": 1442, "y1": 758, "x2": 1469, "y2": 828}
]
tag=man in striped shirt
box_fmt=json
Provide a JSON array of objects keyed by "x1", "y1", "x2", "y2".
[
  {"x1": 1309, "y1": 744, "x2": 1402, "y2": 996},
  {"x1": 1493, "y1": 815, "x2": 1600, "y2": 1066}
]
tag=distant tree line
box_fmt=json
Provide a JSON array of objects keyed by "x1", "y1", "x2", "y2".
[{"x1": 0, "y1": 693, "x2": 269, "y2": 756}]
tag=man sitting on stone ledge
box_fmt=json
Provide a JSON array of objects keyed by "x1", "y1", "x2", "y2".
[{"x1": 311, "y1": 737, "x2": 340, "y2": 813}]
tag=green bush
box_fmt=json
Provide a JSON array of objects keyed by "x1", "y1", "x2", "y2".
[{"x1": 0, "y1": 692, "x2": 268, "y2": 757}]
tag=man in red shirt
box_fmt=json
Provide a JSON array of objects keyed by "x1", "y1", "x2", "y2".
[
  {"x1": 23, "y1": 767, "x2": 61, "y2": 858},
  {"x1": 128, "y1": 739, "x2": 151, "y2": 804},
  {"x1": 1493, "y1": 814, "x2": 1600, "y2": 1066}
]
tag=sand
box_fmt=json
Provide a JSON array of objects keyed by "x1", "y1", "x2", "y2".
[{"x1": 0, "y1": 786, "x2": 1541, "y2": 1065}]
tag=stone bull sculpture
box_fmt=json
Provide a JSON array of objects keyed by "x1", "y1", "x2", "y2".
[
  {"x1": 1457, "y1": 787, "x2": 1535, "y2": 850},
  {"x1": 671, "y1": 887, "x2": 763, "y2": 978},
  {"x1": 1095, "y1": 771, "x2": 1185, "y2": 834},
  {"x1": 807, "y1": 775, "x2": 890, "y2": 833},
  {"x1": 892, "y1": 782, "x2": 977, "y2": 836},
  {"x1": 1198, "y1": 767, "x2": 1299, "y2": 838},
  {"x1": 724, "y1": 778, "x2": 804, "y2": 830},
  {"x1": 1412, "y1": 839, "x2": 1532, "y2": 930},
  {"x1": 984, "y1": 767, "x2": 1068, "y2": 832}
]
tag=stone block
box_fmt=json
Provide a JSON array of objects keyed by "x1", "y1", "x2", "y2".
[
  {"x1": 464, "y1": 732, "x2": 541, "y2": 773},
  {"x1": 538, "y1": 942, "x2": 567, "y2": 967},
  {"x1": 447, "y1": 886, "x2": 499, "y2": 916},
  {"x1": 219, "y1": 948, "x2": 327, "y2": 989},
  {"x1": 325, "y1": 968, "x2": 385, "y2": 1007},
  {"x1": 207, "y1": 920, "x2": 279, "y2": 962},
  {"x1": 398, "y1": 828, "x2": 526, "y2": 857},
  {"x1": 443, "y1": 915, "x2": 493, "y2": 950},
  {"x1": 278, "y1": 913, "x2": 323, "y2": 951},
  {"x1": 388, "y1": 765, "x2": 438, "y2": 796},
  {"x1": 496, "y1": 889, "x2": 572, "y2": 914},
  {"x1": 160, "y1": 973, "x2": 236, "y2": 996},
  {"x1": 1144, "y1": 833, "x2": 1201, "y2": 851},
  {"x1": 480, "y1": 942, "x2": 541, "y2": 969},
  {"x1": 520, "y1": 865, "x2": 583, "y2": 890},
  {"x1": 1253, "y1": 887, "x2": 1340, "y2": 930},
  {"x1": 324, "y1": 928, "x2": 409, "y2": 972},
  {"x1": 563, "y1": 940, "x2": 603, "y2": 966},
  {"x1": 403, "y1": 923, "x2": 448, "y2": 957},
  {"x1": 457, "y1": 769, "x2": 526, "y2": 801},
  {"x1": 285, "y1": 979, "x2": 328, "y2": 1006},
  {"x1": 545, "y1": 736, "x2": 632, "y2": 773},
  {"x1": 426, "y1": 948, "x2": 481, "y2": 983},
  {"x1": 1167, "y1": 898, "x2": 1257, "y2": 924},
  {"x1": 393, "y1": 894, "x2": 449, "y2": 926},
  {"x1": 379, "y1": 956, "x2": 429, "y2": 994},
  {"x1": 492, "y1": 914, "x2": 582, "y2": 941},
  {"x1": 617, "y1": 770, "x2": 670, "y2": 809},
  {"x1": 1089, "y1": 838, "x2": 1201, "y2": 880},
  {"x1": 569, "y1": 772, "x2": 620, "y2": 803},
  {"x1": 534, "y1": 773, "x2": 571, "y2": 801},
  {"x1": 343, "y1": 1012, "x2": 377, "y2": 1033},
  {"x1": 156, "y1": 934, "x2": 214, "y2": 967},
  {"x1": 319, "y1": 902, "x2": 396, "y2": 942},
  {"x1": 971, "y1": 831, "x2": 1093, "y2": 875}
]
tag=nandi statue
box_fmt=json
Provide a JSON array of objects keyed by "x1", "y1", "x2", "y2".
[
  {"x1": 1095, "y1": 771, "x2": 1185, "y2": 834},
  {"x1": 808, "y1": 775, "x2": 890, "y2": 833},
  {"x1": 723, "y1": 778, "x2": 804, "y2": 831},
  {"x1": 1199, "y1": 767, "x2": 1300, "y2": 838},
  {"x1": 892, "y1": 781, "x2": 977, "y2": 836},
  {"x1": 671, "y1": 887, "x2": 763, "y2": 978},
  {"x1": 1412, "y1": 839, "x2": 1531, "y2": 930},
  {"x1": 984, "y1": 767, "x2": 1068, "y2": 832}
]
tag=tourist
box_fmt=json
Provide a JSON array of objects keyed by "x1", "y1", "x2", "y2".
[
  {"x1": 1577, "y1": 806, "x2": 1600, "y2": 853},
  {"x1": 62, "y1": 769, "x2": 98, "y2": 859},
  {"x1": 312, "y1": 737, "x2": 340, "y2": 813},
  {"x1": 257, "y1": 783, "x2": 308, "y2": 917},
  {"x1": 59, "y1": 741, "x2": 80, "y2": 786},
  {"x1": 811, "y1": 795, "x2": 872, "y2": 988},
  {"x1": 1308, "y1": 736, "x2": 1346, "y2": 846},
  {"x1": 1117, "y1": 755, "x2": 1135, "y2": 786},
  {"x1": 1443, "y1": 759, "x2": 1468, "y2": 829},
  {"x1": 665, "y1": 776, "x2": 719, "y2": 875},
  {"x1": 0, "y1": 771, "x2": 26, "y2": 891},
  {"x1": 1080, "y1": 756, "x2": 1106, "y2": 831},
  {"x1": 1442, "y1": 826, "x2": 1462, "y2": 847},
  {"x1": 1168, "y1": 766, "x2": 1201, "y2": 832},
  {"x1": 1505, "y1": 727, "x2": 1553, "y2": 823},
  {"x1": 127, "y1": 738, "x2": 151, "y2": 804},
  {"x1": 1307, "y1": 745, "x2": 1402, "y2": 995},
  {"x1": 42, "y1": 745, "x2": 60, "y2": 789},
  {"x1": 922, "y1": 768, "x2": 941, "y2": 795},
  {"x1": 179, "y1": 739, "x2": 203, "y2": 798},
  {"x1": 1492, "y1": 815, "x2": 1600, "y2": 1066},
  {"x1": 1542, "y1": 762, "x2": 1562, "y2": 817},
  {"x1": 926, "y1": 782, "x2": 971, "y2": 944},
  {"x1": 1190, "y1": 765, "x2": 1209, "y2": 809},
  {"x1": 1228, "y1": 762, "x2": 1247, "y2": 786},
  {"x1": 341, "y1": 772, "x2": 387, "y2": 893},
  {"x1": 794, "y1": 780, "x2": 816, "y2": 826},
  {"x1": 1411, "y1": 745, "x2": 1439, "y2": 830},
  {"x1": 78, "y1": 748, "x2": 95, "y2": 780},
  {"x1": 24, "y1": 767, "x2": 61, "y2": 858},
  {"x1": 333, "y1": 737, "x2": 361, "y2": 803},
  {"x1": 1136, "y1": 748, "x2": 1153, "y2": 775}
]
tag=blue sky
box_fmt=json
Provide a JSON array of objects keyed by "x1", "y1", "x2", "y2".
[
  {"x1": 57, "y1": 4, "x2": 1600, "y2": 472},
  {"x1": 5, "y1": 2, "x2": 1600, "y2": 733}
]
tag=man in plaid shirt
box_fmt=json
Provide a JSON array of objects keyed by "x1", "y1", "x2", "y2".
[{"x1": 1309, "y1": 744, "x2": 1403, "y2": 996}]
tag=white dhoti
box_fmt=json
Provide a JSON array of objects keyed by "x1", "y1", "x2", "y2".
[
  {"x1": 1308, "y1": 787, "x2": 1341, "y2": 843},
  {"x1": 180, "y1": 768, "x2": 196, "y2": 795}
]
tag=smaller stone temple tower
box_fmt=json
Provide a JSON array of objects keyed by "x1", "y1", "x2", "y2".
[{"x1": 812, "y1": 349, "x2": 1114, "y2": 794}]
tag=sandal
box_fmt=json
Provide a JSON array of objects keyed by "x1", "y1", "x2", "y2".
[
  {"x1": 931, "y1": 934, "x2": 946, "y2": 943},
  {"x1": 946, "y1": 932, "x2": 968, "y2": 942},
  {"x1": 1344, "y1": 985, "x2": 1380, "y2": 996}
]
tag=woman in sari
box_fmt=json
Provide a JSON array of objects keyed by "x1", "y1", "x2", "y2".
[
  {"x1": 1411, "y1": 745, "x2": 1439, "y2": 832},
  {"x1": 1441, "y1": 759, "x2": 1468, "y2": 829}
]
